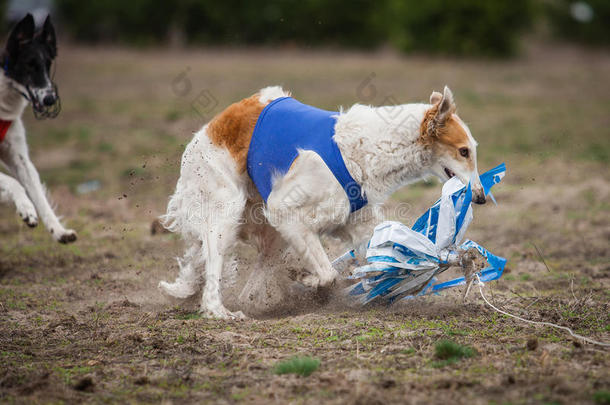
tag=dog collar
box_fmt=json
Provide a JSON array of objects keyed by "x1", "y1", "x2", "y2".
[{"x1": 0, "y1": 119, "x2": 12, "y2": 142}]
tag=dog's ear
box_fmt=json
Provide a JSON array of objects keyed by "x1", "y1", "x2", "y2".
[
  {"x1": 39, "y1": 15, "x2": 57, "y2": 58},
  {"x1": 421, "y1": 86, "x2": 456, "y2": 144},
  {"x1": 6, "y1": 13, "x2": 35, "y2": 56},
  {"x1": 435, "y1": 86, "x2": 456, "y2": 124},
  {"x1": 429, "y1": 91, "x2": 442, "y2": 105}
]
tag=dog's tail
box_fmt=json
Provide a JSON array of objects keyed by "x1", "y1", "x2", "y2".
[
  {"x1": 159, "y1": 173, "x2": 199, "y2": 238},
  {"x1": 159, "y1": 189, "x2": 181, "y2": 234}
]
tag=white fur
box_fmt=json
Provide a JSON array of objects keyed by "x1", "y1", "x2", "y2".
[
  {"x1": 334, "y1": 102, "x2": 434, "y2": 204},
  {"x1": 159, "y1": 85, "x2": 480, "y2": 318},
  {"x1": 258, "y1": 86, "x2": 289, "y2": 104},
  {"x1": 0, "y1": 74, "x2": 76, "y2": 242}
]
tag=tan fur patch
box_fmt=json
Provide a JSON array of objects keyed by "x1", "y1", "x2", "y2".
[
  {"x1": 420, "y1": 107, "x2": 469, "y2": 148},
  {"x1": 207, "y1": 94, "x2": 265, "y2": 172},
  {"x1": 438, "y1": 116, "x2": 470, "y2": 149},
  {"x1": 438, "y1": 116, "x2": 474, "y2": 171}
]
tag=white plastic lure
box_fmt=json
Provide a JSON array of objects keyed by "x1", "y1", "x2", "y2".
[{"x1": 335, "y1": 163, "x2": 507, "y2": 305}]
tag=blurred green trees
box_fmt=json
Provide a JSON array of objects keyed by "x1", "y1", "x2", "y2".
[
  {"x1": 53, "y1": 0, "x2": 608, "y2": 55},
  {"x1": 546, "y1": 0, "x2": 610, "y2": 45},
  {"x1": 56, "y1": 0, "x2": 385, "y2": 48},
  {"x1": 175, "y1": 0, "x2": 385, "y2": 48},
  {"x1": 52, "y1": 0, "x2": 176, "y2": 44},
  {"x1": 385, "y1": 0, "x2": 534, "y2": 56}
]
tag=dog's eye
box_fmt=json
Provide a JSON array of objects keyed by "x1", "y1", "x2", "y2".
[{"x1": 459, "y1": 147, "x2": 469, "y2": 158}]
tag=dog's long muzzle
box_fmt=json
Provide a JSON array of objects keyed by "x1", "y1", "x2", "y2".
[{"x1": 28, "y1": 82, "x2": 61, "y2": 119}]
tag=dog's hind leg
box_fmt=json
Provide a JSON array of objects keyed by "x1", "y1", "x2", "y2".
[
  {"x1": 160, "y1": 182, "x2": 247, "y2": 319},
  {"x1": 158, "y1": 125, "x2": 249, "y2": 318},
  {"x1": 199, "y1": 188, "x2": 247, "y2": 319},
  {"x1": 0, "y1": 171, "x2": 38, "y2": 227},
  {"x1": 159, "y1": 244, "x2": 203, "y2": 299}
]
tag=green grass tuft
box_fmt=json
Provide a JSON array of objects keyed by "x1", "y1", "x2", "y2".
[
  {"x1": 273, "y1": 356, "x2": 320, "y2": 377},
  {"x1": 593, "y1": 390, "x2": 610, "y2": 405},
  {"x1": 432, "y1": 339, "x2": 476, "y2": 368}
]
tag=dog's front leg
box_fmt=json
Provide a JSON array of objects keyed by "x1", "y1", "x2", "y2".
[
  {"x1": 276, "y1": 223, "x2": 338, "y2": 288},
  {"x1": 333, "y1": 203, "x2": 384, "y2": 261},
  {"x1": 0, "y1": 122, "x2": 76, "y2": 243},
  {"x1": 0, "y1": 171, "x2": 38, "y2": 227}
]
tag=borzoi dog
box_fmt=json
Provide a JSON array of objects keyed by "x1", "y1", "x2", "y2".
[
  {"x1": 0, "y1": 14, "x2": 75, "y2": 243},
  {"x1": 160, "y1": 85, "x2": 484, "y2": 318}
]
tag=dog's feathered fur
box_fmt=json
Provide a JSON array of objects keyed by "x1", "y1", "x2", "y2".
[{"x1": 160, "y1": 85, "x2": 484, "y2": 318}]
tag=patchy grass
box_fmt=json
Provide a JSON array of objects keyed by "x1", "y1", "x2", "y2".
[
  {"x1": 174, "y1": 312, "x2": 203, "y2": 320},
  {"x1": 273, "y1": 356, "x2": 321, "y2": 377},
  {"x1": 401, "y1": 347, "x2": 416, "y2": 355},
  {"x1": 53, "y1": 366, "x2": 94, "y2": 386}
]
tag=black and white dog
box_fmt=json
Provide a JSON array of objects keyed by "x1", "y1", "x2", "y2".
[{"x1": 0, "y1": 14, "x2": 76, "y2": 243}]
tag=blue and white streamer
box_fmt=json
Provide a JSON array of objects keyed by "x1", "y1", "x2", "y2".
[{"x1": 337, "y1": 163, "x2": 507, "y2": 305}]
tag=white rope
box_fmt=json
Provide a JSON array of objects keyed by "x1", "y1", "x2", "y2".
[{"x1": 475, "y1": 274, "x2": 610, "y2": 348}]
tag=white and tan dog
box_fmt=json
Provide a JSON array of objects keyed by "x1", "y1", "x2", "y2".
[{"x1": 160, "y1": 85, "x2": 484, "y2": 318}]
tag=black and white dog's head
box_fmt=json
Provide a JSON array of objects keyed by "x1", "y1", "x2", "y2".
[{"x1": 3, "y1": 13, "x2": 60, "y2": 119}]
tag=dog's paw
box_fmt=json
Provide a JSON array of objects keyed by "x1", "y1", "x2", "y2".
[
  {"x1": 301, "y1": 274, "x2": 321, "y2": 289},
  {"x1": 301, "y1": 270, "x2": 338, "y2": 289},
  {"x1": 56, "y1": 229, "x2": 77, "y2": 244},
  {"x1": 318, "y1": 270, "x2": 338, "y2": 288},
  {"x1": 16, "y1": 201, "x2": 38, "y2": 228},
  {"x1": 200, "y1": 306, "x2": 247, "y2": 320},
  {"x1": 228, "y1": 310, "x2": 247, "y2": 320}
]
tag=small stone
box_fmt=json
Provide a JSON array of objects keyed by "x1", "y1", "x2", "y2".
[
  {"x1": 134, "y1": 376, "x2": 149, "y2": 385},
  {"x1": 380, "y1": 379, "x2": 396, "y2": 389},
  {"x1": 73, "y1": 376, "x2": 94, "y2": 392},
  {"x1": 526, "y1": 337, "x2": 538, "y2": 351}
]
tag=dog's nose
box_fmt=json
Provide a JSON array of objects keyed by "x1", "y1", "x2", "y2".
[
  {"x1": 42, "y1": 94, "x2": 56, "y2": 106},
  {"x1": 473, "y1": 194, "x2": 486, "y2": 205}
]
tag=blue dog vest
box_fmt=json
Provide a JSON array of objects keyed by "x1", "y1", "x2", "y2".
[{"x1": 247, "y1": 97, "x2": 367, "y2": 212}]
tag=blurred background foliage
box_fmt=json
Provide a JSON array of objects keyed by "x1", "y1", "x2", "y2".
[
  {"x1": 545, "y1": 0, "x2": 610, "y2": 45},
  {"x1": 384, "y1": 0, "x2": 535, "y2": 56},
  {"x1": 40, "y1": 0, "x2": 609, "y2": 56}
]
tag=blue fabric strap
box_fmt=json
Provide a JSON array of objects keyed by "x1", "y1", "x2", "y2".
[{"x1": 247, "y1": 97, "x2": 367, "y2": 212}]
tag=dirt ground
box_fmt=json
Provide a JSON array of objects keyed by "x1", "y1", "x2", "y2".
[{"x1": 0, "y1": 42, "x2": 608, "y2": 404}]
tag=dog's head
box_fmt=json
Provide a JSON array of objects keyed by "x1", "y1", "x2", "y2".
[
  {"x1": 3, "y1": 13, "x2": 60, "y2": 118},
  {"x1": 421, "y1": 86, "x2": 485, "y2": 204}
]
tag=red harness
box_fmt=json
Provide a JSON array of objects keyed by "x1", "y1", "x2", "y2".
[{"x1": 0, "y1": 119, "x2": 12, "y2": 142}]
